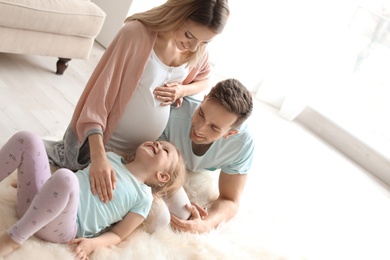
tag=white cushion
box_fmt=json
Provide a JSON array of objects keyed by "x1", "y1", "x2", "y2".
[{"x1": 0, "y1": 0, "x2": 106, "y2": 37}]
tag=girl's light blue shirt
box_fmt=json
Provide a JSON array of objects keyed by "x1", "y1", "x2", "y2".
[{"x1": 76, "y1": 152, "x2": 152, "y2": 238}]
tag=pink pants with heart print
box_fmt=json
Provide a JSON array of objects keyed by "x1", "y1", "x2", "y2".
[{"x1": 0, "y1": 131, "x2": 79, "y2": 244}]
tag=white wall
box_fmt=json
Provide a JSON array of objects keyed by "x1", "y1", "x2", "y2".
[
  {"x1": 91, "y1": 0, "x2": 134, "y2": 48},
  {"x1": 92, "y1": 0, "x2": 390, "y2": 161}
]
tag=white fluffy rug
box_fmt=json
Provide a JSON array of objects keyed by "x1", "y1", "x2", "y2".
[{"x1": 0, "y1": 170, "x2": 303, "y2": 260}]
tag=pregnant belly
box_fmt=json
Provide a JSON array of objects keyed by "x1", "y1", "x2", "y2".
[
  {"x1": 124, "y1": 105, "x2": 170, "y2": 141},
  {"x1": 109, "y1": 102, "x2": 170, "y2": 152}
]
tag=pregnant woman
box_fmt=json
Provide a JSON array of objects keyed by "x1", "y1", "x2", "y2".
[{"x1": 45, "y1": 0, "x2": 230, "y2": 206}]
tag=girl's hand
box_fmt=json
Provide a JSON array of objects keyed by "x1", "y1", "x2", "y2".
[
  {"x1": 69, "y1": 238, "x2": 95, "y2": 260},
  {"x1": 154, "y1": 82, "x2": 184, "y2": 106}
]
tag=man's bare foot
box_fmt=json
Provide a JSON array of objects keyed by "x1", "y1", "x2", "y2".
[{"x1": 0, "y1": 233, "x2": 21, "y2": 258}]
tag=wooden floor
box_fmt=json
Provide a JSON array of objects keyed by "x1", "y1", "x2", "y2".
[{"x1": 0, "y1": 43, "x2": 105, "y2": 145}]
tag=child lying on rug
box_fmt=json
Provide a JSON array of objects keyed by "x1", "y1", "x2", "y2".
[{"x1": 0, "y1": 131, "x2": 185, "y2": 259}]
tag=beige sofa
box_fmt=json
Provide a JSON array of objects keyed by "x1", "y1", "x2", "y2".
[{"x1": 0, "y1": 0, "x2": 106, "y2": 75}]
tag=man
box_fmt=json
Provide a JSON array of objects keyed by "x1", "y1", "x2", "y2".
[{"x1": 159, "y1": 78, "x2": 254, "y2": 233}]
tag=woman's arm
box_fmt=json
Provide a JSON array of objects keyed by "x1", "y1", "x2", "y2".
[
  {"x1": 88, "y1": 133, "x2": 117, "y2": 203},
  {"x1": 69, "y1": 212, "x2": 144, "y2": 258},
  {"x1": 71, "y1": 21, "x2": 155, "y2": 143}
]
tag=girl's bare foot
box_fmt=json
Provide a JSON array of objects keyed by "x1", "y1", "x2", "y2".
[
  {"x1": 11, "y1": 180, "x2": 17, "y2": 188},
  {"x1": 0, "y1": 233, "x2": 20, "y2": 258}
]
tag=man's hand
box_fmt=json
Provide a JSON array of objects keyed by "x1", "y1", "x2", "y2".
[
  {"x1": 89, "y1": 157, "x2": 116, "y2": 203},
  {"x1": 170, "y1": 203, "x2": 209, "y2": 233}
]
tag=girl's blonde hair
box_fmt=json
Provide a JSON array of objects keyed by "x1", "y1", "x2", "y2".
[
  {"x1": 124, "y1": 0, "x2": 229, "y2": 65},
  {"x1": 152, "y1": 146, "x2": 186, "y2": 198}
]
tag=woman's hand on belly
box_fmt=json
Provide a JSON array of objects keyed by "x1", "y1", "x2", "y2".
[{"x1": 153, "y1": 82, "x2": 184, "y2": 106}]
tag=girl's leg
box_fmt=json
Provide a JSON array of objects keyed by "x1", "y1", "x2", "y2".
[
  {"x1": 0, "y1": 132, "x2": 78, "y2": 247},
  {"x1": 0, "y1": 131, "x2": 51, "y2": 257},
  {"x1": 8, "y1": 168, "x2": 79, "y2": 244},
  {"x1": 1, "y1": 168, "x2": 79, "y2": 258},
  {"x1": 0, "y1": 131, "x2": 51, "y2": 216}
]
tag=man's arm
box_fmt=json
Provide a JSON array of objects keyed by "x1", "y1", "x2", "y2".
[{"x1": 170, "y1": 172, "x2": 248, "y2": 233}]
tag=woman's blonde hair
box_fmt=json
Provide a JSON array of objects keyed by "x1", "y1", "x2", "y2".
[
  {"x1": 124, "y1": 0, "x2": 229, "y2": 65},
  {"x1": 152, "y1": 146, "x2": 186, "y2": 198}
]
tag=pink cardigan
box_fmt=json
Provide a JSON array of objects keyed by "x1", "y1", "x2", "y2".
[{"x1": 70, "y1": 20, "x2": 211, "y2": 145}]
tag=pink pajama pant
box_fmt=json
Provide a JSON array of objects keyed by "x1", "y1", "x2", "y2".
[{"x1": 0, "y1": 131, "x2": 79, "y2": 244}]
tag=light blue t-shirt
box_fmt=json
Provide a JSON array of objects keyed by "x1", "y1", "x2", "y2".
[
  {"x1": 159, "y1": 97, "x2": 254, "y2": 174},
  {"x1": 76, "y1": 152, "x2": 152, "y2": 238}
]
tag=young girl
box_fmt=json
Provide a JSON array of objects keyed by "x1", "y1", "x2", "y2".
[{"x1": 0, "y1": 131, "x2": 185, "y2": 259}]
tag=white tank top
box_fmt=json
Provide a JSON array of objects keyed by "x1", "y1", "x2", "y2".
[{"x1": 106, "y1": 50, "x2": 188, "y2": 154}]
